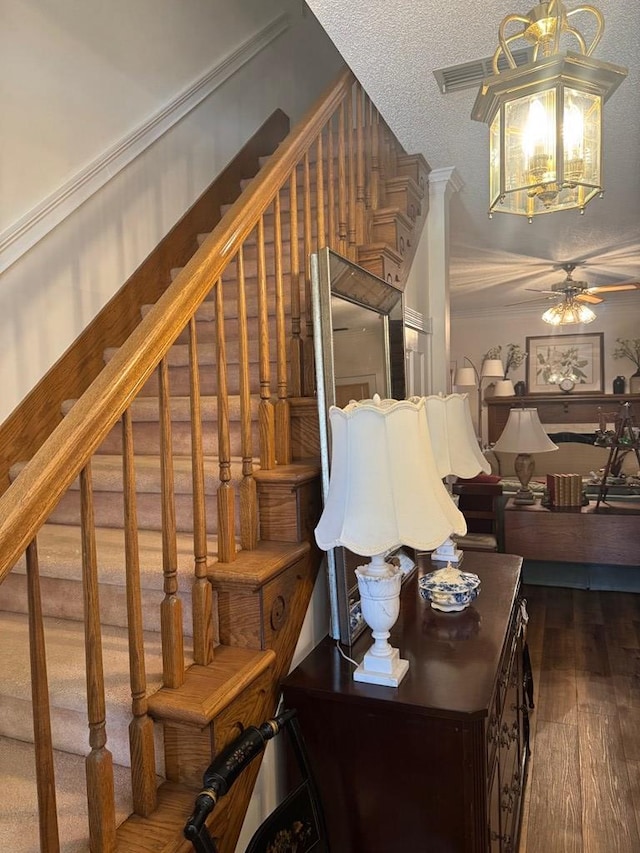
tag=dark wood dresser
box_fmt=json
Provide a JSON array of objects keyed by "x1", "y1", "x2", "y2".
[
  {"x1": 282, "y1": 553, "x2": 530, "y2": 853},
  {"x1": 486, "y1": 393, "x2": 638, "y2": 443}
]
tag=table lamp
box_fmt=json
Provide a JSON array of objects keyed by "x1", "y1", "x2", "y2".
[
  {"x1": 423, "y1": 393, "x2": 491, "y2": 564},
  {"x1": 493, "y1": 408, "x2": 558, "y2": 504},
  {"x1": 315, "y1": 395, "x2": 466, "y2": 687}
]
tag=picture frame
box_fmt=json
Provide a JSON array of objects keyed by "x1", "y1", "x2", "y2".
[{"x1": 525, "y1": 332, "x2": 604, "y2": 394}]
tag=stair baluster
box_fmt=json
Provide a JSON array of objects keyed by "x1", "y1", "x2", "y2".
[
  {"x1": 236, "y1": 246, "x2": 259, "y2": 550},
  {"x1": 346, "y1": 93, "x2": 357, "y2": 260},
  {"x1": 80, "y1": 463, "x2": 117, "y2": 852},
  {"x1": 273, "y1": 192, "x2": 292, "y2": 466},
  {"x1": 121, "y1": 408, "x2": 158, "y2": 815},
  {"x1": 355, "y1": 82, "x2": 366, "y2": 247},
  {"x1": 256, "y1": 215, "x2": 276, "y2": 471},
  {"x1": 288, "y1": 167, "x2": 303, "y2": 397},
  {"x1": 189, "y1": 314, "x2": 217, "y2": 656},
  {"x1": 326, "y1": 117, "x2": 336, "y2": 249},
  {"x1": 158, "y1": 358, "x2": 185, "y2": 688},
  {"x1": 302, "y1": 152, "x2": 315, "y2": 396},
  {"x1": 338, "y1": 101, "x2": 348, "y2": 256},
  {"x1": 26, "y1": 537, "x2": 61, "y2": 852}
]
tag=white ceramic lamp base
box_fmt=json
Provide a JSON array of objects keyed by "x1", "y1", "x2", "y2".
[
  {"x1": 354, "y1": 554, "x2": 409, "y2": 687},
  {"x1": 354, "y1": 646, "x2": 409, "y2": 687},
  {"x1": 431, "y1": 536, "x2": 463, "y2": 564}
]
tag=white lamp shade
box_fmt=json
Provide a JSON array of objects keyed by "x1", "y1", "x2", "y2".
[
  {"x1": 481, "y1": 359, "x2": 504, "y2": 379},
  {"x1": 492, "y1": 379, "x2": 516, "y2": 397},
  {"x1": 315, "y1": 396, "x2": 466, "y2": 556},
  {"x1": 423, "y1": 394, "x2": 491, "y2": 479},
  {"x1": 453, "y1": 367, "x2": 476, "y2": 387},
  {"x1": 493, "y1": 408, "x2": 559, "y2": 454}
]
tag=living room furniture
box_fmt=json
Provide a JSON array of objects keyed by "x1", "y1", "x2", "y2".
[
  {"x1": 282, "y1": 552, "x2": 530, "y2": 853},
  {"x1": 503, "y1": 498, "x2": 640, "y2": 565},
  {"x1": 453, "y1": 481, "x2": 503, "y2": 552},
  {"x1": 486, "y1": 393, "x2": 639, "y2": 444}
]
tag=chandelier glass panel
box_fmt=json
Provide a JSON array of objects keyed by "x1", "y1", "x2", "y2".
[{"x1": 473, "y1": 0, "x2": 627, "y2": 220}]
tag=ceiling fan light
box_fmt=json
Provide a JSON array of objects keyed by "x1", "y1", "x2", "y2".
[
  {"x1": 541, "y1": 300, "x2": 596, "y2": 325},
  {"x1": 472, "y1": 1, "x2": 627, "y2": 219}
]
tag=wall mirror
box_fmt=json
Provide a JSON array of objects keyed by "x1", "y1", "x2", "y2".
[{"x1": 311, "y1": 247, "x2": 407, "y2": 645}]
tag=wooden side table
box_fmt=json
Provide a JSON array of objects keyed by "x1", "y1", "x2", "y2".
[
  {"x1": 282, "y1": 553, "x2": 529, "y2": 853},
  {"x1": 503, "y1": 497, "x2": 640, "y2": 565}
]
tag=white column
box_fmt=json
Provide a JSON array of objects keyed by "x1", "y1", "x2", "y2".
[{"x1": 426, "y1": 166, "x2": 463, "y2": 394}]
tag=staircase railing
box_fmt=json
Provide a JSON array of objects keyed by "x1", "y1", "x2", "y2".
[{"x1": 0, "y1": 67, "x2": 407, "y2": 852}]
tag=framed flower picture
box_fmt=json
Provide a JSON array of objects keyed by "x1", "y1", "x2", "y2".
[{"x1": 526, "y1": 332, "x2": 604, "y2": 394}]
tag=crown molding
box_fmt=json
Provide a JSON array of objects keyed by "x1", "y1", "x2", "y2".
[{"x1": 0, "y1": 12, "x2": 290, "y2": 275}]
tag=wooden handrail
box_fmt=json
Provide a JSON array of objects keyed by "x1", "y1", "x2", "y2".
[{"x1": 0, "y1": 68, "x2": 356, "y2": 584}]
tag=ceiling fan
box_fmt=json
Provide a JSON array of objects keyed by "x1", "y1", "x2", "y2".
[{"x1": 507, "y1": 262, "x2": 640, "y2": 308}]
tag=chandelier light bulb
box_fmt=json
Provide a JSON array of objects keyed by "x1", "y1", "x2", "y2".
[{"x1": 563, "y1": 100, "x2": 584, "y2": 161}]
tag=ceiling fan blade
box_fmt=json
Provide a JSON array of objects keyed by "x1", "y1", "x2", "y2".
[
  {"x1": 586, "y1": 281, "x2": 640, "y2": 294},
  {"x1": 524, "y1": 288, "x2": 558, "y2": 295},
  {"x1": 576, "y1": 292, "x2": 604, "y2": 304},
  {"x1": 505, "y1": 296, "x2": 557, "y2": 307}
]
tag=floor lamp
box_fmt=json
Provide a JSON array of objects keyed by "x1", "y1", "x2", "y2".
[{"x1": 454, "y1": 357, "x2": 504, "y2": 443}]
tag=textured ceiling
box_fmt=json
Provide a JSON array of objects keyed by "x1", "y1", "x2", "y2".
[{"x1": 306, "y1": 0, "x2": 640, "y2": 316}]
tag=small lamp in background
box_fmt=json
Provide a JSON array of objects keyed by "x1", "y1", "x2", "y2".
[
  {"x1": 422, "y1": 393, "x2": 491, "y2": 564},
  {"x1": 315, "y1": 395, "x2": 466, "y2": 687},
  {"x1": 493, "y1": 379, "x2": 516, "y2": 397},
  {"x1": 493, "y1": 408, "x2": 558, "y2": 504},
  {"x1": 454, "y1": 356, "x2": 505, "y2": 441}
]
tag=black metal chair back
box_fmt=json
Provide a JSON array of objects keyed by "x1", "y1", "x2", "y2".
[{"x1": 184, "y1": 708, "x2": 329, "y2": 853}]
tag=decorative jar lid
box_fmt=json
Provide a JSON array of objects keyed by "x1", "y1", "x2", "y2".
[{"x1": 419, "y1": 563, "x2": 481, "y2": 612}]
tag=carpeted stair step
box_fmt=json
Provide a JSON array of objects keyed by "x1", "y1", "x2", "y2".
[
  {"x1": 104, "y1": 340, "x2": 277, "y2": 398},
  {"x1": 0, "y1": 523, "x2": 227, "y2": 635},
  {"x1": 62, "y1": 395, "x2": 260, "y2": 457},
  {"x1": 10, "y1": 455, "x2": 252, "y2": 533},
  {"x1": 0, "y1": 611, "x2": 172, "y2": 769},
  {"x1": 152, "y1": 309, "x2": 282, "y2": 347},
  {"x1": 0, "y1": 735, "x2": 134, "y2": 853}
]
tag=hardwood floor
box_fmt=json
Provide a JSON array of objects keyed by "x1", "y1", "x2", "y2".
[{"x1": 519, "y1": 584, "x2": 640, "y2": 853}]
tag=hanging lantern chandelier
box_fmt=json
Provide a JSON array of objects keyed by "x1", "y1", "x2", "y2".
[{"x1": 472, "y1": 0, "x2": 627, "y2": 221}]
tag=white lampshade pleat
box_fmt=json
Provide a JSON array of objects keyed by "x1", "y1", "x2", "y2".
[
  {"x1": 315, "y1": 396, "x2": 466, "y2": 556},
  {"x1": 423, "y1": 393, "x2": 491, "y2": 479}
]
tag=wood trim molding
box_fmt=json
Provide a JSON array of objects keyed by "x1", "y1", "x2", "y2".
[
  {"x1": 0, "y1": 12, "x2": 290, "y2": 275},
  {"x1": 0, "y1": 109, "x2": 291, "y2": 493}
]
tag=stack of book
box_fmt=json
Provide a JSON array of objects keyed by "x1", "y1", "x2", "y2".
[{"x1": 546, "y1": 473, "x2": 584, "y2": 508}]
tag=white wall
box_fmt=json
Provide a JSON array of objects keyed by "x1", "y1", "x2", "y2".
[
  {"x1": 0, "y1": 0, "x2": 342, "y2": 422},
  {"x1": 451, "y1": 297, "x2": 640, "y2": 437}
]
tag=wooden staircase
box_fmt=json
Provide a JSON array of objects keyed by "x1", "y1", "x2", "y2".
[{"x1": 0, "y1": 68, "x2": 429, "y2": 852}]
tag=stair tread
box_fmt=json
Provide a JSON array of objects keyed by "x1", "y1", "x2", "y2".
[
  {"x1": 10, "y1": 454, "x2": 258, "y2": 494},
  {"x1": 8, "y1": 523, "x2": 226, "y2": 592},
  {"x1": 149, "y1": 645, "x2": 275, "y2": 727},
  {"x1": 0, "y1": 611, "x2": 168, "y2": 714},
  {"x1": 62, "y1": 395, "x2": 259, "y2": 423},
  {"x1": 0, "y1": 735, "x2": 135, "y2": 853}
]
